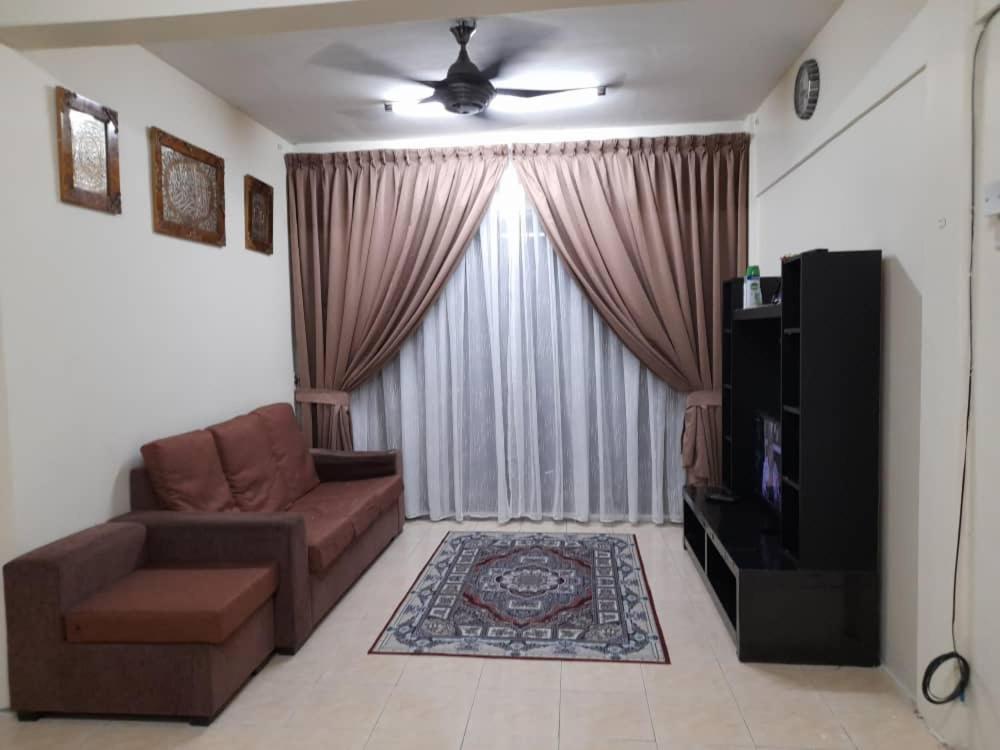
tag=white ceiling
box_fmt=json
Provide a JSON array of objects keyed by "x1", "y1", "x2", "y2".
[{"x1": 147, "y1": 0, "x2": 841, "y2": 145}]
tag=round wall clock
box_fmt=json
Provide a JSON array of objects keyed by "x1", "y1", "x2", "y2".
[{"x1": 794, "y1": 59, "x2": 820, "y2": 120}]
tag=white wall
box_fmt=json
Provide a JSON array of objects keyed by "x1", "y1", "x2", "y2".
[
  {"x1": 969, "y1": 16, "x2": 1000, "y2": 749},
  {"x1": 0, "y1": 288, "x2": 14, "y2": 713},
  {"x1": 0, "y1": 43, "x2": 294, "y2": 707},
  {"x1": 751, "y1": 0, "x2": 1000, "y2": 747}
]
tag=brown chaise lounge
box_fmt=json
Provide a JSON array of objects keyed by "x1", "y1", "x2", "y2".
[
  {"x1": 3, "y1": 522, "x2": 277, "y2": 723},
  {"x1": 122, "y1": 402, "x2": 404, "y2": 653}
]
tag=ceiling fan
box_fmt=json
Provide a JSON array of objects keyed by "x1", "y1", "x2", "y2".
[{"x1": 375, "y1": 19, "x2": 607, "y2": 117}]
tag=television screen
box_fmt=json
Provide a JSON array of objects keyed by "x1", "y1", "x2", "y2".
[{"x1": 754, "y1": 412, "x2": 782, "y2": 512}]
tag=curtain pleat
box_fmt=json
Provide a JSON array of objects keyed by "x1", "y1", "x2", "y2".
[
  {"x1": 511, "y1": 135, "x2": 749, "y2": 485},
  {"x1": 286, "y1": 147, "x2": 509, "y2": 449},
  {"x1": 351, "y1": 170, "x2": 688, "y2": 522}
]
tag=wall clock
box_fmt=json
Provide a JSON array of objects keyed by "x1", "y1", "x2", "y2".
[{"x1": 794, "y1": 59, "x2": 820, "y2": 120}]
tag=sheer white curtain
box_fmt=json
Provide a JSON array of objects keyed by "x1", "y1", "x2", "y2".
[{"x1": 351, "y1": 168, "x2": 687, "y2": 523}]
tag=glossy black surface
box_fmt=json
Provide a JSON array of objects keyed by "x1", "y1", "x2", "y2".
[{"x1": 687, "y1": 250, "x2": 882, "y2": 666}]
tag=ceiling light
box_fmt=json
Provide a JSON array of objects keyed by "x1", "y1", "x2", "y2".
[
  {"x1": 489, "y1": 86, "x2": 606, "y2": 114},
  {"x1": 383, "y1": 100, "x2": 450, "y2": 118}
]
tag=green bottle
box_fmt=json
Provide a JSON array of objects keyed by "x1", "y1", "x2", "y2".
[{"x1": 743, "y1": 265, "x2": 763, "y2": 308}]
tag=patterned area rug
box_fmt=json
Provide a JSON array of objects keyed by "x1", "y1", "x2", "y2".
[{"x1": 370, "y1": 531, "x2": 668, "y2": 663}]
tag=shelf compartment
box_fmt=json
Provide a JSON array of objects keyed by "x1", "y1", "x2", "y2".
[
  {"x1": 781, "y1": 479, "x2": 800, "y2": 560},
  {"x1": 706, "y1": 539, "x2": 737, "y2": 629},
  {"x1": 782, "y1": 410, "x2": 800, "y2": 484},
  {"x1": 782, "y1": 257, "x2": 801, "y2": 329},
  {"x1": 782, "y1": 332, "x2": 800, "y2": 409},
  {"x1": 683, "y1": 502, "x2": 706, "y2": 570},
  {"x1": 733, "y1": 304, "x2": 781, "y2": 322}
]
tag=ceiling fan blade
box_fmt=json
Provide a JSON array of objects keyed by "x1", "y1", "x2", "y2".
[
  {"x1": 475, "y1": 18, "x2": 559, "y2": 80},
  {"x1": 309, "y1": 42, "x2": 434, "y2": 86},
  {"x1": 494, "y1": 87, "x2": 577, "y2": 98}
]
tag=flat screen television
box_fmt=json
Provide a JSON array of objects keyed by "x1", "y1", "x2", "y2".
[{"x1": 753, "y1": 412, "x2": 782, "y2": 513}]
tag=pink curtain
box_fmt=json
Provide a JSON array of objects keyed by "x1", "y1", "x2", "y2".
[
  {"x1": 512, "y1": 135, "x2": 749, "y2": 485},
  {"x1": 286, "y1": 146, "x2": 509, "y2": 449}
]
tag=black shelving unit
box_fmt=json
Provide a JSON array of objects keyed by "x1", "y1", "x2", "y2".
[{"x1": 686, "y1": 249, "x2": 882, "y2": 665}]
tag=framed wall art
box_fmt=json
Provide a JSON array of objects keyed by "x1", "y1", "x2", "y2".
[
  {"x1": 55, "y1": 86, "x2": 121, "y2": 214},
  {"x1": 149, "y1": 127, "x2": 225, "y2": 246},
  {"x1": 244, "y1": 175, "x2": 273, "y2": 255}
]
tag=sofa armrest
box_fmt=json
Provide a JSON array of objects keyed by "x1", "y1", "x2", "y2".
[
  {"x1": 117, "y1": 511, "x2": 313, "y2": 651},
  {"x1": 311, "y1": 449, "x2": 401, "y2": 482},
  {"x1": 3, "y1": 523, "x2": 146, "y2": 658}
]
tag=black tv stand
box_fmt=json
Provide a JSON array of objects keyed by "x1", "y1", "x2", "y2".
[
  {"x1": 684, "y1": 249, "x2": 882, "y2": 665},
  {"x1": 684, "y1": 486, "x2": 877, "y2": 664}
]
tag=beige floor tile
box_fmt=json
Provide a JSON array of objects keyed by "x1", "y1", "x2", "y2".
[
  {"x1": 396, "y1": 655, "x2": 484, "y2": 692},
  {"x1": 641, "y1": 661, "x2": 729, "y2": 702},
  {"x1": 807, "y1": 666, "x2": 908, "y2": 716},
  {"x1": 657, "y1": 633, "x2": 719, "y2": 666},
  {"x1": 176, "y1": 723, "x2": 372, "y2": 750},
  {"x1": 213, "y1": 677, "x2": 310, "y2": 727},
  {"x1": 563, "y1": 740, "x2": 657, "y2": 750},
  {"x1": 366, "y1": 728, "x2": 464, "y2": 750},
  {"x1": 464, "y1": 737, "x2": 558, "y2": 750},
  {"x1": 479, "y1": 659, "x2": 562, "y2": 692},
  {"x1": 647, "y1": 692, "x2": 752, "y2": 747},
  {"x1": 560, "y1": 661, "x2": 645, "y2": 694},
  {"x1": 464, "y1": 688, "x2": 559, "y2": 744},
  {"x1": 78, "y1": 721, "x2": 202, "y2": 750},
  {"x1": 560, "y1": 690, "x2": 655, "y2": 743},
  {"x1": 366, "y1": 720, "x2": 465, "y2": 750},
  {"x1": 319, "y1": 652, "x2": 409, "y2": 687},
  {"x1": 371, "y1": 685, "x2": 474, "y2": 740},
  {"x1": 1, "y1": 717, "x2": 187, "y2": 750},
  {"x1": 720, "y1": 661, "x2": 819, "y2": 704},
  {"x1": 289, "y1": 680, "x2": 393, "y2": 731},
  {"x1": 838, "y1": 705, "x2": 944, "y2": 750},
  {"x1": 253, "y1": 651, "x2": 328, "y2": 686},
  {"x1": 739, "y1": 692, "x2": 853, "y2": 748}
]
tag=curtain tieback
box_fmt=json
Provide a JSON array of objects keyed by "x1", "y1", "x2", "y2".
[
  {"x1": 684, "y1": 389, "x2": 721, "y2": 411},
  {"x1": 295, "y1": 388, "x2": 351, "y2": 408},
  {"x1": 682, "y1": 389, "x2": 721, "y2": 475}
]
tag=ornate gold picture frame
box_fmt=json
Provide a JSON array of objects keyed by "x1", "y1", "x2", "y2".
[
  {"x1": 244, "y1": 175, "x2": 273, "y2": 255},
  {"x1": 149, "y1": 127, "x2": 225, "y2": 246},
  {"x1": 56, "y1": 86, "x2": 121, "y2": 214}
]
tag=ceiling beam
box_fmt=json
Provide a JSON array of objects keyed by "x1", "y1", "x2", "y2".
[{"x1": 0, "y1": 0, "x2": 671, "y2": 49}]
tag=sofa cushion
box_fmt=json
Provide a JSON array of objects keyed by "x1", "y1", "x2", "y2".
[
  {"x1": 297, "y1": 508, "x2": 356, "y2": 573},
  {"x1": 64, "y1": 565, "x2": 277, "y2": 645},
  {"x1": 140, "y1": 430, "x2": 236, "y2": 512},
  {"x1": 253, "y1": 404, "x2": 320, "y2": 505},
  {"x1": 208, "y1": 414, "x2": 284, "y2": 512},
  {"x1": 293, "y1": 476, "x2": 401, "y2": 537}
]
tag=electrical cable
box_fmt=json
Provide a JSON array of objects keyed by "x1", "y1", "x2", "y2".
[{"x1": 920, "y1": 4, "x2": 1000, "y2": 706}]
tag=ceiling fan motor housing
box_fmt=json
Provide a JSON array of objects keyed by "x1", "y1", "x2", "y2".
[
  {"x1": 440, "y1": 19, "x2": 496, "y2": 114},
  {"x1": 441, "y1": 79, "x2": 496, "y2": 114}
]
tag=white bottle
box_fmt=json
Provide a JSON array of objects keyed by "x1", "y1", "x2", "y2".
[{"x1": 743, "y1": 265, "x2": 763, "y2": 308}]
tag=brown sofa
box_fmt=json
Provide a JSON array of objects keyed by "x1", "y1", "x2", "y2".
[
  {"x1": 121, "y1": 403, "x2": 404, "y2": 653},
  {"x1": 3, "y1": 522, "x2": 276, "y2": 723}
]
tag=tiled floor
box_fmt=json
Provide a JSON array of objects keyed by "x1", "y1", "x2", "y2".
[{"x1": 0, "y1": 519, "x2": 944, "y2": 750}]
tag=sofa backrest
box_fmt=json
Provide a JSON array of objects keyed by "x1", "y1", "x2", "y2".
[
  {"x1": 130, "y1": 468, "x2": 162, "y2": 511},
  {"x1": 133, "y1": 403, "x2": 318, "y2": 513}
]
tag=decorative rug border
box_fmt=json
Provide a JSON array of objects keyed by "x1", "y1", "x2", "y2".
[{"x1": 368, "y1": 530, "x2": 670, "y2": 665}]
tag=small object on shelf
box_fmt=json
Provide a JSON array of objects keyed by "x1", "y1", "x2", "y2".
[{"x1": 743, "y1": 265, "x2": 763, "y2": 308}]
